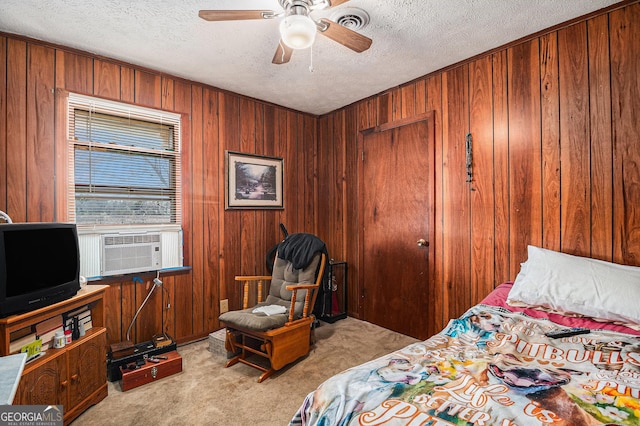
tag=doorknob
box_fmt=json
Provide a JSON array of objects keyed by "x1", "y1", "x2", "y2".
[{"x1": 417, "y1": 239, "x2": 428, "y2": 247}]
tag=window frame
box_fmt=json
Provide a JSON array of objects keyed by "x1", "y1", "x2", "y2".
[{"x1": 65, "y1": 92, "x2": 183, "y2": 231}]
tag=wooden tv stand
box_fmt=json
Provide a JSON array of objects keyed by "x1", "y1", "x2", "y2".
[{"x1": 0, "y1": 285, "x2": 108, "y2": 425}]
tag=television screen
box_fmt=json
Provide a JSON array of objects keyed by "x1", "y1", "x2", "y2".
[{"x1": 0, "y1": 223, "x2": 80, "y2": 317}]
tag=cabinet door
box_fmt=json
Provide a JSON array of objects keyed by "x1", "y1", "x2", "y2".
[
  {"x1": 68, "y1": 329, "x2": 107, "y2": 408},
  {"x1": 16, "y1": 352, "x2": 68, "y2": 405},
  {"x1": 68, "y1": 329, "x2": 107, "y2": 407}
]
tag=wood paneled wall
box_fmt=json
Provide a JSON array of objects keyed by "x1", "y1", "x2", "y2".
[
  {"x1": 319, "y1": 2, "x2": 640, "y2": 333},
  {"x1": 0, "y1": 35, "x2": 319, "y2": 345},
  {"x1": 1, "y1": 1, "x2": 638, "y2": 344}
]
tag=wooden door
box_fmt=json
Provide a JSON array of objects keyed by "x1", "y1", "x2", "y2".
[{"x1": 360, "y1": 114, "x2": 435, "y2": 340}]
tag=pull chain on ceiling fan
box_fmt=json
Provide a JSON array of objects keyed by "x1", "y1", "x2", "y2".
[{"x1": 198, "y1": 0, "x2": 372, "y2": 65}]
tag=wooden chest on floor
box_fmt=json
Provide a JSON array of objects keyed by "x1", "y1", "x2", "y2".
[{"x1": 120, "y1": 351, "x2": 182, "y2": 391}]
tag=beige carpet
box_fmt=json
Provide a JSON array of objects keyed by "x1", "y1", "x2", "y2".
[{"x1": 71, "y1": 317, "x2": 418, "y2": 426}]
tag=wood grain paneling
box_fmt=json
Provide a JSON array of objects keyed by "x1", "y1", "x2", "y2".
[
  {"x1": 559, "y1": 23, "x2": 591, "y2": 257},
  {"x1": 343, "y1": 106, "x2": 358, "y2": 314},
  {"x1": 161, "y1": 77, "x2": 174, "y2": 111},
  {"x1": 135, "y1": 279, "x2": 163, "y2": 342},
  {"x1": 377, "y1": 91, "x2": 392, "y2": 126},
  {"x1": 239, "y1": 98, "x2": 258, "y2": 279},
  {"x1": 507, "y1": 40, "x2": 543, "y2": 278},
  {"x1": 120, "y1": 66, "x2": 134, "y2": 103},
  {"x1": 188, "y1": 84, "x2": 205, "y2": 335},
  {"x1": 6, "y1": 39, "x2": 27, "y2": 222},
  {"x1": 415, "y1": 80, "x2": 426, "y2": 115},
  {"x1": 1, "y1": 1, "x2": 638, "y2": 344},
  {"x1": 425, "y1": 75, "x2": 444, "y2": 333},
  {"x1": 283, "y1": 111, "x2": 298, "y2": 231},
  {"x1": 357, "y1": 98, "x2": 376, "y2": 130},
  {"x1": 26, "y1": 44, "x2": 55, "y2": 222},
  {"x1": 400, "y1": 84, "x2": 416, "y2": 119},
  {"x1": 94, "y1": 59, "x2": 120, "y2": 100},
  {"x1": 163, "y1": 275, "x2": 176, "y2": 341},
  {"x1": 469, "y1": 55, "x2": 495, "y2": 304},
  {"x1": 254, "y1": 103, "x2": 267, "y2": 294},
  {"x1": 0, "y1": 37, "x2": 6, "y2": 212},
  {"x1": 120, "y1": 280, "x2": 136, "y2": 342},
  {"x1": 441, "y1": 65, "x2": 471, "y2": 321},
  {"x1": 262, "y1": 105, "x2": 279, "y2": 256},
  {"x1": 540, "y1": 32, "x2": 561, "y2": 252},
  {"x1": 303, "y1": 113, "x2": 318, "y2": 232},
  {"x1": 134, "y1": 70, "x2": 161, "y2": 108},
  {"x1": 492, "y1": 51, "x2": 510, "y2": 286},
  {"x1": 220, "y1": 93, "x2": 242, "y2": 311},
  {"x1": 204, "y1": 89, "x2": 220, "y2": 332},
  {"x1": 588, "y1": 14, "x2": 613, "y2": 262},
  {"x1": 104, "y1": 285, "x2": 122, "y2": 345},
  {"x1": 55, "y1": 51, "x2": 92, "y2": 93},
  {"x1": 611, "y1": 4, "x2": 640, "y2": 266},
  {"x1": 331, "y1": 110, "x2": 345, "y2": 258},
  {"x1": 53, "y1": 90, "x2": 69, "y2": 222}
]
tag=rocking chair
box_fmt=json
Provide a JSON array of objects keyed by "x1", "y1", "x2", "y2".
[{"x1": 219, "y1": 233, "x2": 328, "y2": 382}]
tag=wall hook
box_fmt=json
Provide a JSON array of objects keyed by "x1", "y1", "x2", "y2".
[{"x1": 465, "y1": 133, "x2": 473, "y2": 184}]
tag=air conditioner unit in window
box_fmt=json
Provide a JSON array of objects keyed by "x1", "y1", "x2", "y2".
[{"x1": 101, "y1": 233, "x2": 162, "y2": 276}]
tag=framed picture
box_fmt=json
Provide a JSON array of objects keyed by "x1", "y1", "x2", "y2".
[{"x1": 225, "y1": 151, "x2": 284, "y2": 209}]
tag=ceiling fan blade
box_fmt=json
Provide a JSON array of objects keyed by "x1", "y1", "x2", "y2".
[
  {"x1": 272, "y1": 41, "x2": 293, "y2": 65},
  {"x1": 198, "y1": 10, "x2": 276, "y2": 21},
  {"x1": 327, "y1": 0, "x2": 350, "y2": 7},
  {"x1": 318, "y1": 19, "x2": 372, "y2": 53}
]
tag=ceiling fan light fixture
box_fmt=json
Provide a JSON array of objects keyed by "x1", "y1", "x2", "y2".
[{"x1": 280, "y1": 14, "x2": 317, "y2": 49}]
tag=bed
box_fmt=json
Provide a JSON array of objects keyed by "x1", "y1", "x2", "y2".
[{"x1": 290, "y1": 246, "x2": 640, "y2": 425}]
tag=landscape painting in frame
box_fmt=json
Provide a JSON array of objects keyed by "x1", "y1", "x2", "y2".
[{"x1": 226, "y1": 151, "x2": 284, "y2": 209}]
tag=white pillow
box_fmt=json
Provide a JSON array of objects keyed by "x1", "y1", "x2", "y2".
[{"x1": 507, "y1": 245, "x2": 640, "y2": 324}]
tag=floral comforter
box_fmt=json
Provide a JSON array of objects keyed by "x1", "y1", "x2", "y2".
[{"x1": 290, "y1": 305, "x2": 640, "y2": 425}]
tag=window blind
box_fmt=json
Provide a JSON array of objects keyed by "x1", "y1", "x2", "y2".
[{"x1": 66, "y1": 93, "x2": 182, "y2": 227}]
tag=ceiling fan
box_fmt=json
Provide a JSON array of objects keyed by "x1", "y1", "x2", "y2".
[{"x1": 198, "y1": 0, "x2": 373, "y2": 64}]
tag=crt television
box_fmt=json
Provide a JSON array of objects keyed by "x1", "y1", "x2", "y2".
[{"x1": 0, "y1": 222, "x2": 80, "y2": 318}]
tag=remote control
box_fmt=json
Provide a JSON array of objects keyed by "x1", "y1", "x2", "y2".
[{"x1": 545, "y1": 327, "x2": 591, "y2": 338}]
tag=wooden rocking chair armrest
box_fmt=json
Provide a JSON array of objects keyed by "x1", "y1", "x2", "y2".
[
  {"x1": 285, "y1": 283, "x2": 320, "y2": 322},
  {"x1": 284, "y1": 283, "x2": 319, "y2": 291},
  {"x1": 234, "y1": 275, "x2": 272, "y2": 281},
  {"x1": 234, "y1": 275, "x2": 273, "y2": 309}
]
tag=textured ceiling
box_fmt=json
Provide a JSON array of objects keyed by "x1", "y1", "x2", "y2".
[{"x1": 0, "y1": 0, "x2": 621, "y2": 115}]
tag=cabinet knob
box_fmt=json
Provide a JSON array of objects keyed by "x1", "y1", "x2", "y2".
[
  {"x1": 60, "y1": 380, "x2": 68, "y2": 388},
  {"x1": 71, "y1": 374, "x2": 79, "y2": 382}
]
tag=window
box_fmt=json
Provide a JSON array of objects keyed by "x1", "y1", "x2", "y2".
[
  {"x1": 65, "y1": 93, "x2": 183, "y2": 278},
  {"x1": 66, "y1": 93, "x2": 182, "y2": 227}
]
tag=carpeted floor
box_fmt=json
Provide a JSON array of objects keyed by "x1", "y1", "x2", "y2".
[{"x1": 71, "y1": 317, "x2": 418, "y2": 425}]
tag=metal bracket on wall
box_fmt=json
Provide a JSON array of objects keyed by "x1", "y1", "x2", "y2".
[{"x1": 465, "y1": 133, "x2": 473, "y2": 185}]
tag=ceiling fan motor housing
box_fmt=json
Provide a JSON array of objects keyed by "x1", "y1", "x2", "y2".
[
  {"x1": 279, "y1": 0, "x2": 329, "y2": 14},
  {"x1": 281, "y1": 0, "x2": 311, "y2": 16}
]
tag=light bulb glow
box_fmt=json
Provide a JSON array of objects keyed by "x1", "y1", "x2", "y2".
[{"x1": 279, "y1": 15, "x2": 317, "y2": 50}]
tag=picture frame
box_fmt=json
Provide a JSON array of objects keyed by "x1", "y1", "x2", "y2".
[{"x1": 225, "y1": 151, "x2": 284, "y2": 210}]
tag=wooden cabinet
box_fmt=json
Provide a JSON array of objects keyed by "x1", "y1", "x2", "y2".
[
  {"x1": 67, "y1": 329, "x2": 107, "y2": 412},
  {"x1": 17, "y1": 351, "x2": 67, "y2": 405},
  {"x1": 0, "y1": 285, "x2": 108, "y2": 425}
]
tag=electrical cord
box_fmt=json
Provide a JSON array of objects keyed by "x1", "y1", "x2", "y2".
[
  {"x1": 0, "y1": 210, "x2": 12, "y2": 223},
  {"x1": 125, "y1": 273, "x2": 163, "y2": 341}
]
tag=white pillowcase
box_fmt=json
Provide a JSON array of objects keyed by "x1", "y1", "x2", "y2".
[{"x1": 507, "y1": 245, "x2": 640, "y2": 325}]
